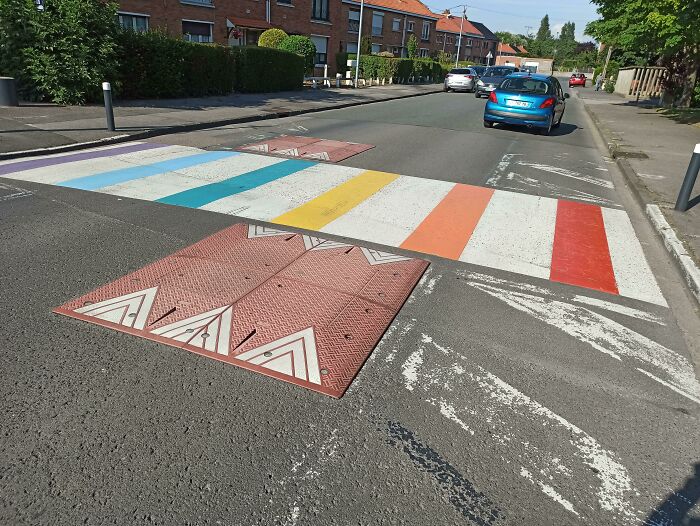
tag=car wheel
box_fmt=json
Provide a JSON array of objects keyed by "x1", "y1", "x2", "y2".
[
  {"x1": 474, "y1": 91, "x2": 480, "y2": 98},
  {"x1": 483, "y1": 120, "x2": 493, "y2": 128}
]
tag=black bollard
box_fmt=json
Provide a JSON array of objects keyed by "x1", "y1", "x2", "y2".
[
  {"x1": 674, "y1": 145, "x2": 700, "y2": 212},
  {"x1": 102, "y1": 82, "x2": 115, "y2": 131}
]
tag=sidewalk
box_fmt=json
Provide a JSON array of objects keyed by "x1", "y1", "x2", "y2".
[
  {"x1": 578, "y1": 88, "x2": 700, "y2": 303},
  {"x1": 0, "y1": 84, "x2": 441, "y2": 158}
]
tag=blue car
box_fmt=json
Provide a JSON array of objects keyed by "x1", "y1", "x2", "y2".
[{"x1": 483, "y1": 73, "x2": 570, "y2": 135}]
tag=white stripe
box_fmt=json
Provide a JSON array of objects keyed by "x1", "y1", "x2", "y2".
[
  {"x1": 460, "y1": 191, "x2": 558, "y2": 279},
  {"x1": 322, "y1": 176, "x2": 455, "y2": 246},
  {"x1": 695, "y1": 143, "x2": 700, "y2": 154},
  {"x1": 99, "y1": 153, "x2": 285, "y2": 201},
  {"x1": 601, "y1": 207, "x2": 667, "y2": 306},
  {"x1": 201, "y1": 163, "x2": 363, "y2": 219},
  {"x1": 2, "y1": 145, "x2": 198, "y2": 184}
]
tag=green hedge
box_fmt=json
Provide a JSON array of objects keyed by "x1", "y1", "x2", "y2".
[
  {"x1": 234, "y1": 45, "x2": 304, "y2": 92},
  {"x1": 358, "y1": 56, "x2": 446, "y2": 83},
  {"x1": 116, "y1": 31, "x2": 236, "y2": 98},
  {"x1": 115, "y1": 32, "x2": 303, "y2": 98}
]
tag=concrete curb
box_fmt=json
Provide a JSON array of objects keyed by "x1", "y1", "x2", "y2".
[
  {"x1": 0, "y1": 87, "x2": 442, "y2": 161},
  {"x1": 579, "y1": 92, "x2": 700, "y2": 307},
  {"x1": 646, "y1": 204, "x2": 700, "y2": 305}
]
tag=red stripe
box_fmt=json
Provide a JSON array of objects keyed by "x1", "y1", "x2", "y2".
[{"x1": 549, "y1": 201, "x2": 618, "y2": 294}]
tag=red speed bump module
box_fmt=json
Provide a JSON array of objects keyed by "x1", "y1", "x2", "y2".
[
  {"x1": 54, "y1": 224, "x2": 428, "y2": 397},
  {"x1": 238, "y1": 135, "x2": 374, "y2": 163}
]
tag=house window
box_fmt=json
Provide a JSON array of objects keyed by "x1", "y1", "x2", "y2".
[
  {"x1": 310, "y1": 35, "x2": 328, "y2": 65},
  {"x1": 392, "y1": 46, "x2": 401, "y2": 56},
  {"x1": 118, "y1": 12, "x2": 149, "y2": 32},
  {"x1": 392, "y1": 18, "x2": 400, "y2": 32},
  {"x1": 407, "y1": 21, "x2": 414, "y2": 32},
  {"x1": 446, "y1": 36, "x2": 453, "y2": 44},
  {"x1": 371, "y1": 43, "x2": 381, "y2": 54},
  {"x1": 182, "y1": 20, "x2": 213, "y2": 43},
  {"x1": 372, "y1": 12, "x2": 383, "y2": 36},
  {"x1": 348, "y1": 10, "x2": 359, "y2": 33},
  {"x1": 277, "y1": 0, "x2": 292, "y2": 4},
  {"x1": 347, "y1": 42, "x2": 357, "y2": 54},
  {"x1": 467, "y1": 38, "x2": 473, "y2": 47},
  {"x1": 312, "y1": 0, "x2": 329, "y2": 21},
  {"x1": 436, "y1": 34, "x2": 443, "y2": 44},
  {"x1": 419, "y1": 48, "x2": 429, "y2": 57},
  {"x1": 421, "y1": 21, "x2": 429, "y2": 40}
]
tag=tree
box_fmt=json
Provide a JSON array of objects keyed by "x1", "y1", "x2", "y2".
[
  {"x1": 278, "y1": 35, "x2": 316, "y2": 72},
  {"x1": 258, "y1": 28, "x2": 287, "y2": 49},
  {"x1": 360, "y1": 35, "x2": 372, "y2": 55},
  {"x1": 557, "y1": 21, "x2": 577, "y2": 59},
  {"x1": 0, "y1": 0, "x2": 119, "y2": 104},
  {"x1": 536, "y1": 15, "x2": 552, "y2": 42},
  {"x1": 407, "y1": 34, "x2": 418, "y2": 59},
  {"x1": 586, "y1": 0, "x2": 700, "y2": 107},
  {"x1": 495, "y1": 31, "x2": 529, "y2": 48}
]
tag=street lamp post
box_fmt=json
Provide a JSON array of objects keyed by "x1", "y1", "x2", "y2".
[
  {"x1": 454, "y1": 7, "x2": 465, "y2": 68},
  {"x1": 353, "y1": 0, "x2": 365, "y2": 88}
]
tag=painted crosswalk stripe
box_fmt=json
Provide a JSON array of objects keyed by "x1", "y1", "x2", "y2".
[
  {"x1": 461, "y1": 191, "x2": 558, "y2": 279},
  {"x1": 601, "y1": 207, "x2": 667, "y2": 306},
  {"x1": 99, "y1": 153, "x2": 286, "y2": 202},
  {"x1": 272, "y1": 170, "x2": 399, "y2": 230},
  {"x1": 200, "y1": 163, "x2": 364, "y2": 219},
  {"x1": 156, "y1": 159, "x2": 316, "y2": 208},
  {"x1": 550, "y1": 200, "x2": 618, "y2": 294},
  {"x1": 400, "y1": 184, "x2": 493, "y2": 259},
  {"x1": 57, "y1": 151, "x2": 239, "y2": 191},
  {"x1": 0, "y1": 142, "x2": 169, "y2": 177},
  {"x1": 322, "y1": 176, "x2": 455, "y2": 246}
]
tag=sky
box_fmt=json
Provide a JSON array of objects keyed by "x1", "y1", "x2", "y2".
[{"x1": 423, "y1": 0, "x2": 599, "y2": 42}]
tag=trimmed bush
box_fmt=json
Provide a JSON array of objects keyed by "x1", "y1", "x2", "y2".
[
  {"x1": 278, "y1": 35, "x2": 316, "y2": 71},
  {"x1": 234, "y1": 45, "x2": 304, "y2": 92},
  {"x1": 359, "y1": 55, "x2": 445, "y2": 84},
  {"x1": 258, "y1": 28, "x2": 287, "y2": 49},
  {"x1": 116, "y1": 30, "x2": 235, "y2": 99}
]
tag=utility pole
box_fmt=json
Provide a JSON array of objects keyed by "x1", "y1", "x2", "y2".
[
  {"x1": 353, "y1": 0, "x2": 365, "y2": 88},
  {"x1": 454, "y1": 6, "x2": 465, "y2": 68},
  {"x1": 600, "y1": 44, "x2": 613, "y2": 81},
  {"x1": 525, "y1": 25, "x2": 533, "y2": 38}
]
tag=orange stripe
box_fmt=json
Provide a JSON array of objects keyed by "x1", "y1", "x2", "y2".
[{"x1": 400, "y1": 184, "x2": 494, "y2": 259}]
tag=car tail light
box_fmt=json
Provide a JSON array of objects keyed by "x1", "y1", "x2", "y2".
[
  {"x1": 488, "y1": 91, "x2": 497, "y2": 103},
  {"x1": 539, "y1": 97, "x2": 555, "y2": 108},
  {"x1": 447, "y1": 73, "x2": 453, "y2": 78},
  {"x1": 466, "y1": 75, "x2": 473, "y2": 79}
]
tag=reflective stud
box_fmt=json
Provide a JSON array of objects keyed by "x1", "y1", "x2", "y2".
[
  {"x1": 263, "y1": 351, "x2": 273, "y2": 357},
  {"x1": 201, "y1": 333, "x2": 210, "y2": 339},
  {"x1": 320, "y1": 368, "x2": 329, "y2": 375}
]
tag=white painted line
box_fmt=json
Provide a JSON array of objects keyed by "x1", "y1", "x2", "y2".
[
  {"x1": 102, "y1": 153, "x2": 285, "y2": 201},
  {"x1": 646, "y1": 204, "x2": 700, "y2": 306},
  {"x1": 516, "y1": 161, "x2": 615, "y2": 189},
  {"x1": 601, "y1": 207, "x2": 667, "y2": 306},
  {"x1": 1, "y1": 145, "x2": 197, "y2": 184},
  {"x1": 695, "y1": 143, "x2": 700, "y2": 154},
  {"x1": 571, "y1": 295, "x2": 665, "y2": 325},
  {"x1": 202, "y1": 163, "x2": 362, "y2": 219},
  {"x1": 637, "y1": 368, "x2": 700, "y2": 405},
  {"x1": 322, "y1": 175, "x2": 455, "y2": 246},
  {"x1": 461, "y1": 191, "x2": 557, "y2": 280}
]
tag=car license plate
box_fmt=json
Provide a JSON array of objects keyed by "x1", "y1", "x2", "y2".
[{"x1": 506, "y1": 100, "x2": 529, "y2": 107}]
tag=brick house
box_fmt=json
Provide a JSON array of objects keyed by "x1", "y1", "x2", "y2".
[
  {"x1": 434, "y1": 11, "x2": 498, "y2": 65},
  {"x1": 114, "y1": 0, "x2": 496, "y2": 74}
]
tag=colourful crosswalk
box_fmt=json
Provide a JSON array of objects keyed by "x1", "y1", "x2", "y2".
[{"x1": 0, "y1": 141, "x2": 667, "y2": 306}]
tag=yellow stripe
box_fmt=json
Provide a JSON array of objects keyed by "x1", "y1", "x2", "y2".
[{"x1": 272, "y1": 170, "x2": 399, "y2": 230}]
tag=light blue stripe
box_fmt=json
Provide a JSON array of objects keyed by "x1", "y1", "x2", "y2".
[
  {"x1": 156, "y1": 159, "x2": 316, "y2": 208},
  {"x1": 57, "y1": 151, "x2": 239, "y2": 190}
]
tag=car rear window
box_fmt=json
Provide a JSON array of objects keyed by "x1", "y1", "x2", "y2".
[
  {"x1": 499, "y1": 77, "x2": 552, "y2": 95},
  {"x1": 450, "y1": 69, "x2": 472, "y2": 74},
  {"x1": 485, "y1": 67, "x2": 514, "y2": 77}
]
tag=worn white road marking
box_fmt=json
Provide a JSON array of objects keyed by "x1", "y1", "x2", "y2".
[
  {"x1": 520, "y1": 467, "x2": 580, "y2": 516},
  {"x1": 516, "y1": 161, "x2": 615, "y2": 189},
  {"x1": 571, "y1": 295, "x2": 665, "y2": 325}
]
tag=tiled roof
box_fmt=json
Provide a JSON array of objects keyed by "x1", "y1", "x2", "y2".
[
  {"x1": 469, "y1": 21, "x2": 497, "y2": 40},
  {"x1": 344, "y1": 0, "x2": 438, "y2": 19},
  {"x1": 498, "y1": 43, "x2": 518, "y2": 54},
  {"x1": 434, "y1": 14, "x2": 482, "y2": 36}
]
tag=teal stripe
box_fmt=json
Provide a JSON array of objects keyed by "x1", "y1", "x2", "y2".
[
  {"x1": 57, "y1": 151, "x2": 239, "y2": 190},
  {"x1": 156, "y1": 159, "x2": 316, "y2": 208}
]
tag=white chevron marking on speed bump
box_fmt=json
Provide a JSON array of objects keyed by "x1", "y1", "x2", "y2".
[
  {"x1": 247, "y1": 224, "x2": 291, "y2": 238},
  {"x1": 234, "y1": 327, "x2": 321, "y2": 385},
  {"x1": 73, "y1": 287, "x2": 157, "y2": 329},
  {"x1": 151, "y1": 305, "x2": 233, "y2": 356}
]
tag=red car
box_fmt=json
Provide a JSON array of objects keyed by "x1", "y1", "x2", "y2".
[{"x1": 569, "y1": 73, "x2": 586, "y2": 87}]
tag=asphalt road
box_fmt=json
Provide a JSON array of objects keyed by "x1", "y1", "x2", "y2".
[{"x1": 2, "y1": 85, "x2": 700, "y2": 526}]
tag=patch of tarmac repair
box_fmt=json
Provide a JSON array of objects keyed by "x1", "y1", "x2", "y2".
[{"x1": 386, "y1": 421, "x2": 503, "y2": 525}]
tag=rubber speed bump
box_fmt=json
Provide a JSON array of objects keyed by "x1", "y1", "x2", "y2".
[{"x1": 54, "y1": 224, "x2": 428, "y2": 398}]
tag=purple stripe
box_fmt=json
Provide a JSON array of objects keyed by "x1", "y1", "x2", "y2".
[{"x1": 0, "y1": 143, "x2": 169, "y2": 176}]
